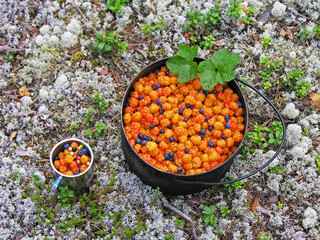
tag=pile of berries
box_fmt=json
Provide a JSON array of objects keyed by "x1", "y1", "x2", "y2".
[
  {"x1": 53, "y1": 141, "x2": 91, "y2": 176},
  {"x1": 123, "y1": 66, "x2": 244, "y2": 175}
]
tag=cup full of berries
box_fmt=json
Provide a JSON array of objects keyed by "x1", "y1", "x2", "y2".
[
  {"x1": 121, "y1": 46, "x2": 286, "y2": 195},
  {"x1": 50, "y1": 138, "x2": 94, "y2": 194}
]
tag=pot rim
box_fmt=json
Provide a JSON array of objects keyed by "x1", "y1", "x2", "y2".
[{"x1": 121, "y1": 57, "x2": 248, "y2": 179}]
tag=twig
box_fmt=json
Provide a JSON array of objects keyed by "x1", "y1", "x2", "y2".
[
  {"x1": 0, "y1": 45, "x2": 24, "y2": 51},
  {"x1": 73, "y1": 2, "x2": 98, "y2": 33},
  {"x1": 163, "y1": 202, "x2": 198, "y2": 240}
]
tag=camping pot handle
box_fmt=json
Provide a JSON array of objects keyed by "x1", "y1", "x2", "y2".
[{"x1": 190, "y1": 76, "x2": 286, "y2": 186}]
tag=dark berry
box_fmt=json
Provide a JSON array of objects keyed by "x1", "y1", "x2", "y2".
[
  {"x1": 147, "y1": 137, "x2": 152, "y2": 141},
  {"x1": 152, "y1": 85, "x2": 157, "y2": 90},
  {"x1": 155, "y1": 140, "x2": 159, "y2": 144},
  {"x1": 185, "y1": 104, "x2": 190, "y2": 108},
  {"x1": 199, "y1": 109, "x2": 204, "y2": 114},
  {"x1": 237, "y1": 101, "x2": 242, "y2": 107},
  {"x1": 141, "y1": 140, "x2": 147, "y2": 146},
  {"x1": 156, "y1": 83, "x2": 161, "y2": 88},
  {"x1": 190, "y1": 105, "x2": 194, "y2": 109},
  {"x1": 135, "y1": 139, "x2": 142, "y2": 144},
  {"x1": 164, "y1": 154, "x2": 169, "y2": 160},
  {"x1": 200, "y1": 129, "x2": 206, "y2": 135},
  {"x1": 198, "y1": 90, "x2": 204, "y2": 94},
  {"x1": 208, "y1": 142, "x2": 214, "y2": 147},
  {"x1": 155, "y1": 99, "x2": 160, "y2": 104},
  {"x1": 138, "y1": 134, "x2": 144, "y2": 139},
  {"x1": 72, "y1": 147, "x2": 76, "y2": 152},
  {"x1": 160, "y1": 129, "x2": 165, "y2": 134},
  {"x1": 160, "y1": 103, "x2": 164, "y2": 108},
  {"x1": 205, "y1": 116, "x2": 210, "y2": 121},
  {"x1": 169, "y1": 137, "x2": 175, "y2": 142},
  {"x1": 208, "y1": 126, "x2": 213, "y2": 131},
  {"x1": 183, "y1": 118, "x2": 188, "y2": 122},
  {"x1": 74, "y1": 172, "x2": 79, "y2": 175},
  {"x1": 78, "y1": 150, "x2": 83, "y2": 156},
  {"x1": 169, "y1": 157, "x2": 174, "y2": 162},
  {"x1": 204, "y1": 90, "x2": 209, "y2": 95},
  {"x1": 169, "y1": 152, "x2": 174, "y2": 158},
  {"x1": 54, "y1": 156, "x2": 59, "y2": 161},
  {"x1": 64, "y1": 144, "x2": 70, "y2": 149},
  {"x1": 177, "y1": 167, "x2": 183, "y2": 172},
  {"x1": 179, "y1": 109, "x2": 184, "y2": 115},
  {"x1": 82, "y1": 149, "x2": 88, "y2": 155},
  {"x1": 225, "y1": 123, "x2": 230, "y2": 129},
  {"x1": 225, "y1": 116, "x2": 230, "y2": 122},
  {"x1": 167, "y1": 124, "x2": 172, "y2": 129},
  {"x1": 159, "y1": 110, "x2": 164, "y2": 114},
  {"x1": 184, "y1": 149, "x2": 189, "y2": 154},
  {"x1": 222, "y1": 135, "x2": 226, "y2": 139},
  {"x1": 150, "y1": 124, "x2": 154, "y2": 129},
  {"x1": 139, "y1": 95, "x2": 143, "y2": 100},
  {"x1": 165, "y1": 71, "x2": 169, "y2": 76},
  {"x1": 213, "y1": 90, "x2": 217, "y2": 94},
  {"x1": 200, "y1": 134, "x2": 205, "y2": 139},
  {"x1": 167, "y1": 170, "x2": 171, "y2": 173},
  {"x1": 147, "y1": 104, "x2": 150, "y2": 107},
  {"x1": 143, "y1": 135, "x2": 148, "y2": 140},
  {"x1": 78, "y1": 165, "x2": 81, "y2": 168}
]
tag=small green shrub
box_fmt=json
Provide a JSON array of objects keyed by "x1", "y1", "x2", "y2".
[
  {"x1": 106, "y1": 0, "x2": 129, "y2": 13},
  {"x1": 203, "y1": 205, "x2": 218, "y2": 226},
  {"x1": 141, "y1": 19, "x2": 166, "y2": 34},
  {"x1": 203, "y1": 1, "x2": 222, "y2": 27},
  {"x1": 185, "y1": 8, "x2": 203, "y2": 31},
  {"x1": 200, "y1": 34, "x2": 216, "y2": 50},
  {"x1": 226, "y1": 0, "x2": 242, "y2": 19},
  {"x1": 92, "y1": 32, "x2": 127, "y2": 55},
  {"x1": 261, "y1": 36, "x2": 272, "y2": 47},
  {"x1": 93, "y1": 92, "x2": 109, "y2": 113}
]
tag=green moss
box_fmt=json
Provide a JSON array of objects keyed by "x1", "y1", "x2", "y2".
[{"x1": 72, "y1": 51, "x2": 85, "y2": 62}]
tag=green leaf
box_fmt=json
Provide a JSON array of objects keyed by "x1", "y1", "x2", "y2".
[
  {"x1": 165, "y1": 45, "x2": 199, "y2": 83},
  {"x1": 96, "y1": 33, "x2": 104, "y2": 42},
  {"x1": 198, "y1": 48, "x2": 240, "y2": 90},
  {"x1": 203, "y1": 205, "x2": 216, "y2": 214},
  {"x1": 98, "y1": 42, "x2": 105, "y2": 51}
]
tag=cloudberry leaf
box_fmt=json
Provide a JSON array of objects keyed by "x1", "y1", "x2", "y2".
[
  {"x1": 198, "y1": 48, "x2": 240, "y2": 90},
  {"x1": 166, "y1": 45, "x2": 199, "y2": 83}
]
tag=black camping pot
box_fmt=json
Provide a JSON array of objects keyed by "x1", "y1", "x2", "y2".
[{"x1": 121, "y1": 57, "x2": 286, "y2": 195}]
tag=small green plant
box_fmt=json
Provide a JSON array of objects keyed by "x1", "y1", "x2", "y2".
[
  {"x1": 247, "y1": 121, "x2": 283, "y2": 149},
  {"x1": 302, "y1": 127, "x2": 309, "y2": 137},
  {"x1": 220, "y1": 205, "x2": 230, "y2": 217},
  {"x1": 203, "y1": 1, "x2": 222, "y2": 27},
  {"x1": 85, "y1": 107, "x2": 96, "y2": 126},
  {"x1": 165, "y1": 233, "x2": 175, "y2": 240},
  {"x1": 277, "y1": 201, "x2": 283, "y2": 210},
  {"x1": 295, "y1": 26, "x2": 312, "y2": 42},
  {"x1": 260, "y1": 57, "x2": 283, "y2": 89},
  {"x1": 11, "y1": 171, "x2": 20, "y2": 181},
  {"x1": 315, "y1": 155, "x2": 320, "y2": 171},
  {"x1": 203, "y1": 205, "x2": 218, "y2": 226},
  {"x1": 105, "y1": 0, "x2": 129, "y2": 13},
  {"x1": 175, "y1": 218, "x2": 184, "y2": 228},
  {"x1": 285, "y1": 68, "x2": 312, "y2": 98},
  {"x1": 200, "y1": 34, "x2": 216, "y2": 50},
  {"x1": 226, "y1": 0, "x2": 242, "y2": 19},
  {"x1": 269, "y1": 165, "x2": 285, "y2": 174},
  {"x1": 93, "y1": 92, "x2": 109, "y2": 113},
  {"x1": 166, "y1": 45, "x2": 240, "y2": 90},
  {"x1": 313, "y1": 24, "x2": 320, "y2": 40},
  {"x1": 185, "y1": 8, "x2": 203, "y2": 31},
  {"x1": 4, "y1": 50, "x2": 14, "y2": 61},
  {"x1": 241, "y1": 6, "x2": 254, "y2": 24},
  {"x1": 57, "y1": 186, "x2": 74, "y2": 207},
  {"x1": 261, "y1": 36, "x2": 272, "y2": 47},
  {"x1": 93, "y1": 122, "x2": 108, "y2": 139},
  {"x1": 92, "y1": 32, "x2": 127, "y2": 55},
  {"x1": 259, "y1": 235, "x2": 272, "y2": 240},
  {"x1": 189, "y1": 36, "x2": 198, "y2": 42},
  {"x1": 224, "y1": 179, "x2": 243, "y2": 193},
  {"x1": 141, "y1": 19, "x2": 166, "y2": 34}
]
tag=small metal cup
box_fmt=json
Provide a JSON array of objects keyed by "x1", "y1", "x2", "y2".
[{"x1": 50, "y1": 138, "x2": 94, "y2": 195}]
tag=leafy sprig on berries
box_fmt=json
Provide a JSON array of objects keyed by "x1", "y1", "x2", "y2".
[{"x1": 165, "y1": 45, "x2": 240, "y2": 90}]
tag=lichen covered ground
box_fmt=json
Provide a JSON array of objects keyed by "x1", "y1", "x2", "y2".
[{"x1": 0, "y1": 0, "x2": 320, "y2": 239}]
